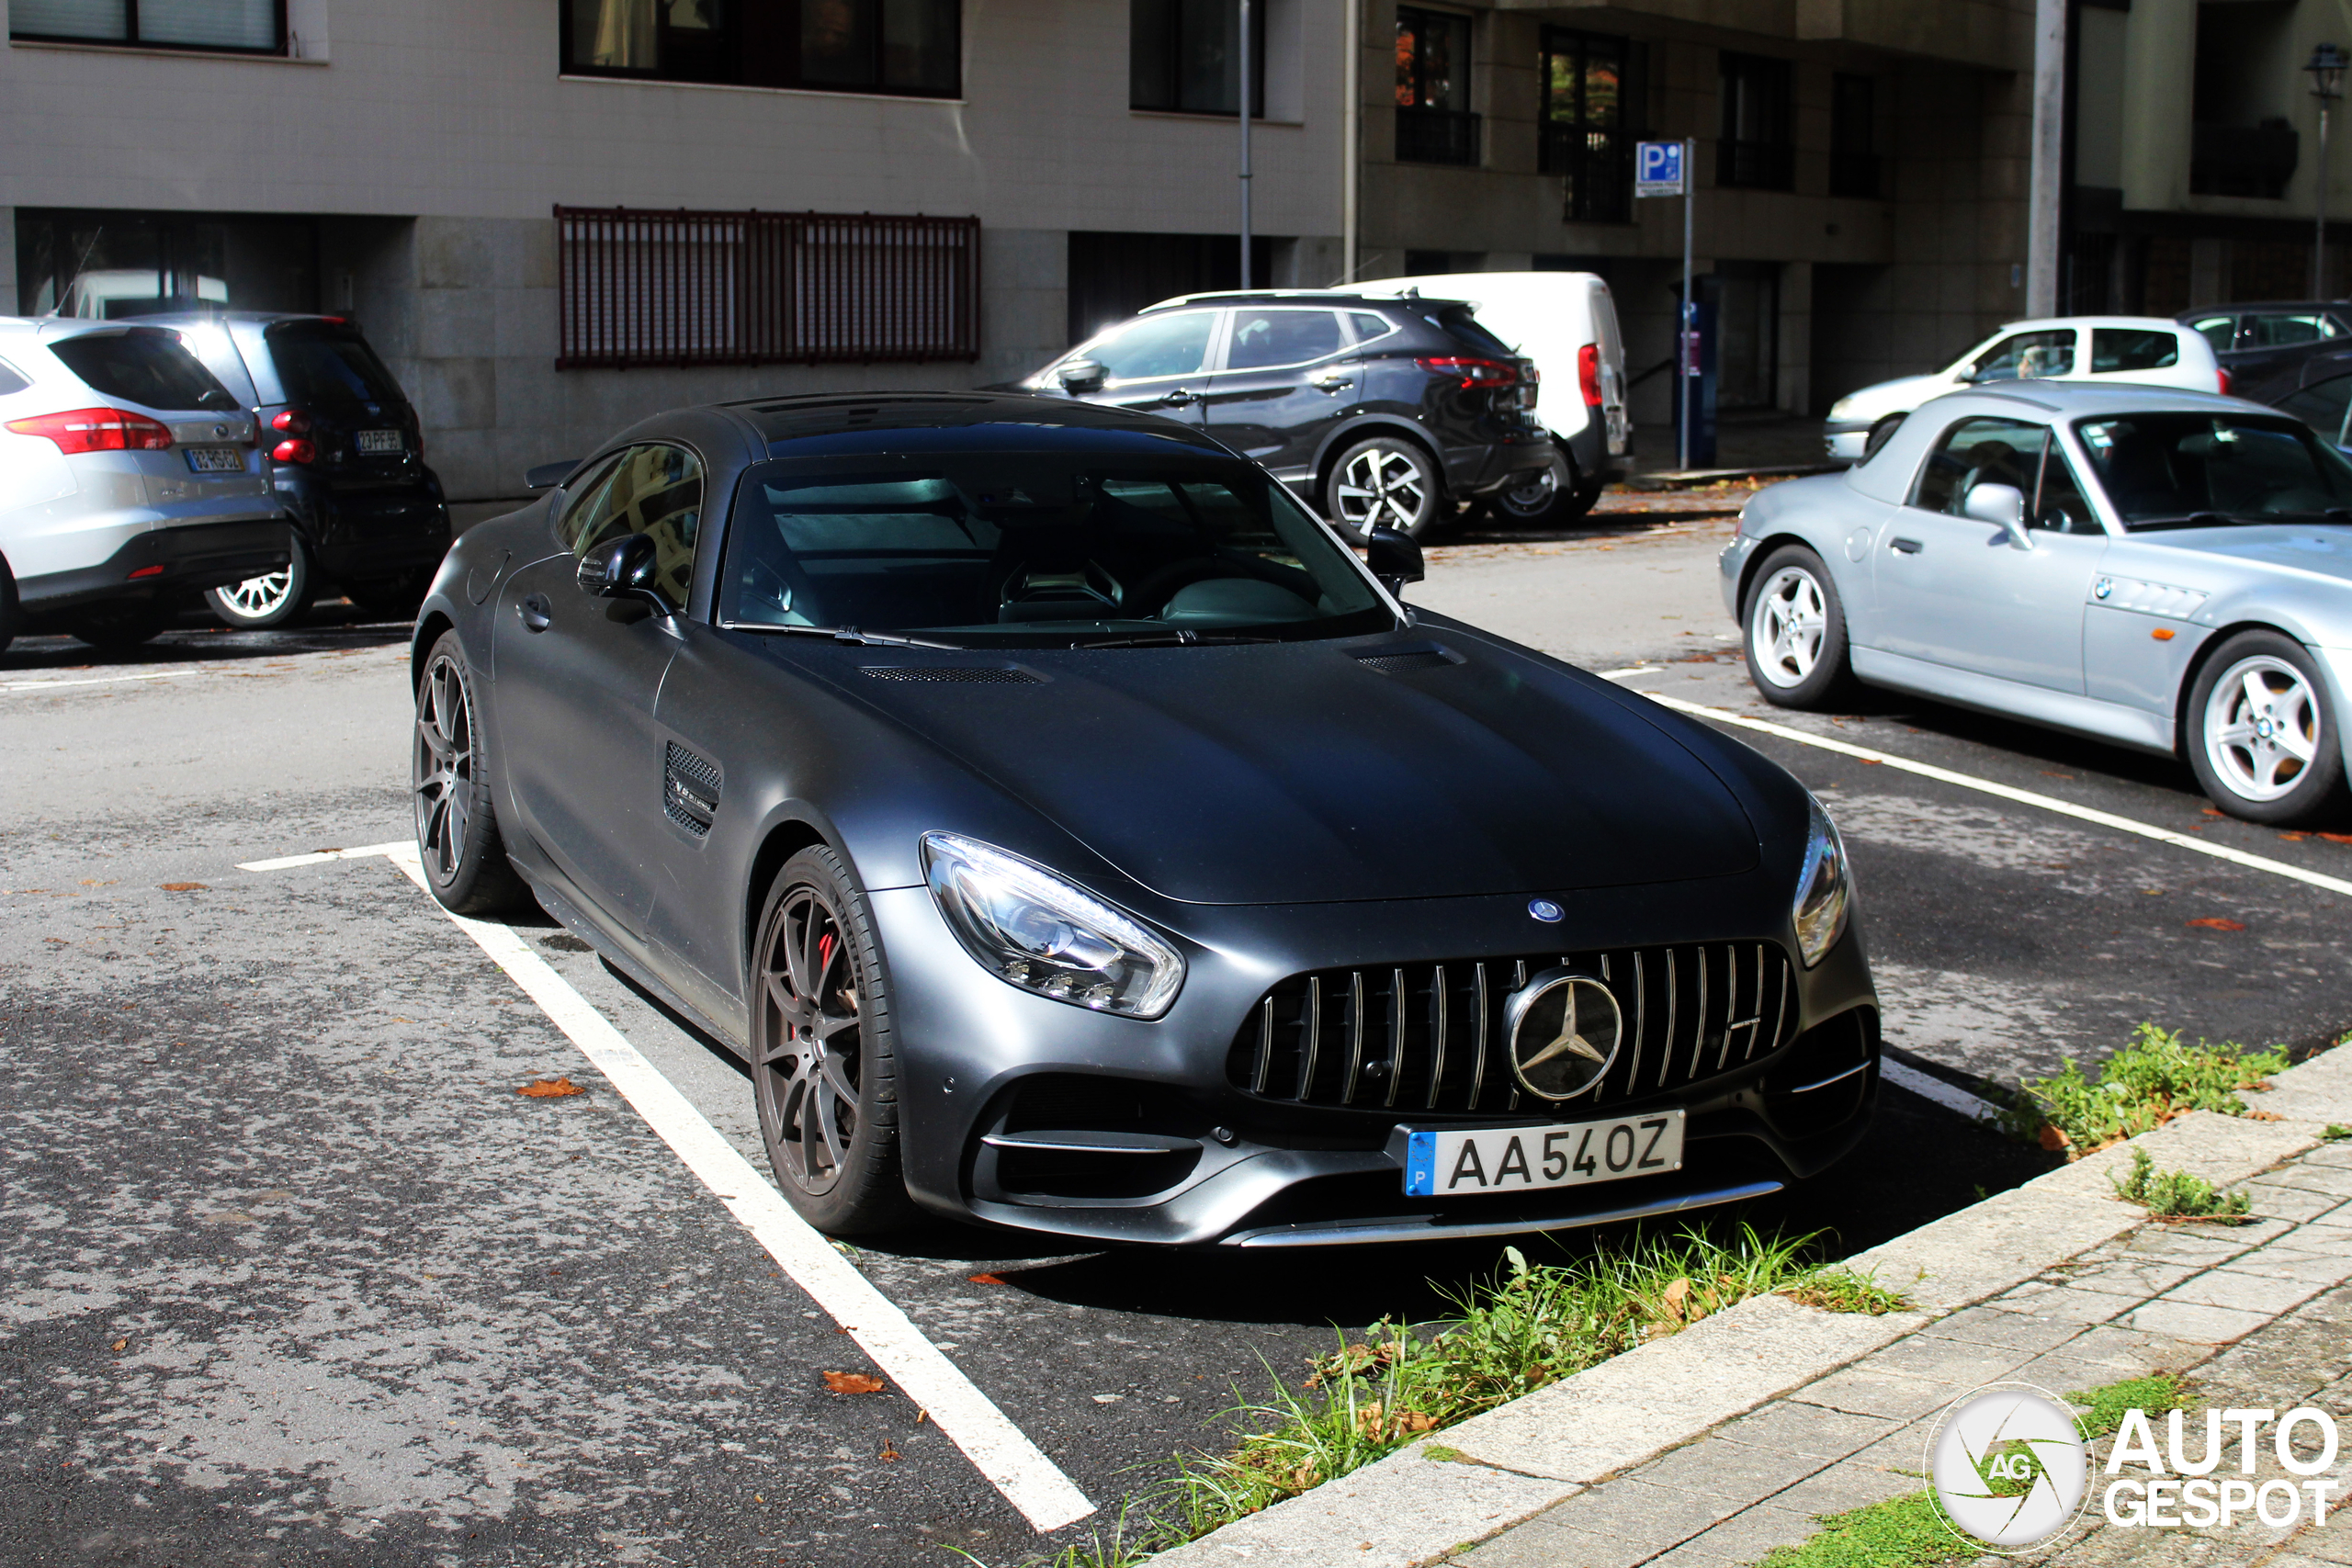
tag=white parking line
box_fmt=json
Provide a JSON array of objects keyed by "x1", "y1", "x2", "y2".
[
  {"x1": 244, "y1": 840, "x2": 1095, "y2": 1533},
  {"x1": 1880, "y1": 1059, "x2": 2001, "y2": 1122},
  {"x1": 1622, "y1": 686, "x2": 2352, "y2": 901},
  {"x1": 1, "y1": 671, "x2": 192, "y2": 694}
]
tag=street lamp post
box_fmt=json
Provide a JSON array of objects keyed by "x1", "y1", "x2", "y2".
[
  {"x1": 2309, "y1": 43, "x2": 2346, "y2": 299},
  {"x1": 1238, "y1": 0, "x2": 1253, "y2": 289}
]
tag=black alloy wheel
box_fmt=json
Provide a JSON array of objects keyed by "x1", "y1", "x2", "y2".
[
  {"x1": 412, "y1": 631, "x2": 530, "y2": 914},
  {"x1": 1487, "y1": 465, "x2": 1603, "y2": 527},
  {"x1": 751, "y1": 846, "x2": 916, "y2": 1234},
  {"x1": 68, "y1": 599, "x2": 168, "y2": 649}
]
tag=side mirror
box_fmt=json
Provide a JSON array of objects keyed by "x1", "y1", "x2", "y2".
[
  {"x1": 1961, "y1": 482, "x2": 2033, "y2": 547},
  {"x1": 1365, "y1": 525, "x2": 1425, "y2": 596},
  {"x1": 526, "y1": 459, "x2": 582, "y2": 491},
  {"x1": 1057, "y1": 358, "x2": 1106, "y2": 394},
  {"x1": 577, "y1": 531, "x2": 671, "y2": 611}
]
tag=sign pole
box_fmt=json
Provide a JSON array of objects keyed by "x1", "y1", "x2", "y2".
[
  {"x1": 1239, "y1": 0, "x2": 1253, "y2": 289},
  {"x1": 1679, "y1": 135, "x2": 1694, "y2": 474}
]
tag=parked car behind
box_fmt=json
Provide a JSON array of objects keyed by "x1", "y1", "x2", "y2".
[
  {"x1": 1728, "y1": 381, "x2": 2352, "y2": 825},
  {"x1": 0, "y1": 318, "x2": 288, "y2": 654},
  {"x1": 1016, "y1": 290, "x2": 1561, "y2": 538},
  {"x1": 1820, "y1": 317, "x2": 2223, "y2": 462},
  {"x1": 141, "y1": 313, "x2": 451, "y2": 628},
  {"x1": 2179, "y1": 300, "x2": 2352, "y2": 406},
  {"x1": 1357, "y1": 270, "x2": 1632, "y2": 524}
]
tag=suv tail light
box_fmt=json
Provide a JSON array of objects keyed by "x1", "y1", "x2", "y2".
[
  {"x1": 271, "y1": 408, "x2": 312, "y2": 435},
  {"x1": 6, "y1": 407, "x2": 175, "y2": 455},
  {"x1": 1416, "y1": 356, "x2": 1519, "y2": 389},
  {"x1": 1577, "y1": 343, "x2": 1604, "y2": 408}
]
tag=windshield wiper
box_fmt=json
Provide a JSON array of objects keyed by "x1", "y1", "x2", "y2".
[
  {"x1": 2125, "y1": 512, "x2": 2238, "y2": 531},
  {"x1": 721, "y1": 622, "x2": 968, "y2": 651},
  {"x1": 1075, "y1": 630, "x2": 1282, "y2": 649}
]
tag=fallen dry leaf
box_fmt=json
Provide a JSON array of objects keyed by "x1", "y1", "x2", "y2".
[
  {"x1": 967, "y1": 1272, "x2": 1006, "y2": 1286},
  {"x1": 2186, "y1": 918, "x2": 2246, "y2": 931},
  {"x1": 2202, "y1": 807, "x2": 2226, "y2": 818},
  {"x1": 878, "y1": 1440, "x2": 899, "y2": 1461},
  {"x1": 109, "y1": 1338, "x2": 128, "y2": 1352},
  {"x1": 517, "y1": 1077, "x2": 586, "y2": 1098},
  {"x1": 822, "y1": 1371, "x2": 885, "y2": 1395},
  {"x1": 2320, "y1": 832, "x2": 2352, "y2": 846},
  {"x1": 158, "y1": 883, "x2": 208, "y2": 892},
  {"x1": 2247, "y1": 1111, "x2": 2283, "y2": 1122},
  {"x1": 2039, "y1": 1123, "x2": 2073, "y2": 1152},
  {"x1": 2278, "y1": 832, "x2": 2311, "y2": 842},
  {"x1": 915, "y1": 1408, "x2": 928, "y2": 1425}
]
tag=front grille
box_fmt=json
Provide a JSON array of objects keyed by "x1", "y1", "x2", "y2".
[
  {"x1": 860, "y1": 666, "x2": 1042, "y2": 683},
  {"x1": 1228, "y1": 942, "x2": 1798, "y2": 1116}
]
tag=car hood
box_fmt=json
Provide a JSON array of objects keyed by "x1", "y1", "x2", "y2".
[
  {"x1": 1832, "y1": 372, "x2": 1953, "y2": 422},
  {"x1": 841, "y1": 637, "x2": 1761, "y2": 906},
  {"x1": 2140, "y1": 525, "x2": 2352, "y2": 586}
]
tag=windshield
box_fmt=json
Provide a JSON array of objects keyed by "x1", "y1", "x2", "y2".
[
  {"x1": 2073, "y1": 413, "x2": 2352, "y2": 527},
  {"x1": 718, "y1": 453, "x2": 1392, "y2": 647}
]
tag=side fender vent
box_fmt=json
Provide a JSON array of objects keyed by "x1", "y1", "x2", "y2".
[
  {"x1": 860, "y1": 666, "x2": 1044, "y2": 684},
  {"x1": 663, "y1": 741, "x2": 721, "y2": 838}
]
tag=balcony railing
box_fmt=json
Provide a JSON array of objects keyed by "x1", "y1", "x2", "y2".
[
  {"x1": 1540, "y1": 125, "x2": 1631, "y2": 222},
  {"x1": 1716, "y1": 138, "x2": 1794, "y2": 191},
  {"x1": 2191, "y1": 121, "x2": 2298, "y2": 199},
  {"x1": 1397, "y1": 107, "x2": 1481, "y2": 167}
]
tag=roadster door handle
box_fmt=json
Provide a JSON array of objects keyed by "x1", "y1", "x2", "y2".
[
  {"x1": 1889, "y1": 536, "x2": 1923, "y2": 555},
  {"x1": 519, "y1": 592, "x2": 552, "y2": 632}
]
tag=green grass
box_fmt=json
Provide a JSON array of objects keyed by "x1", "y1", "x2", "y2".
[
  {"x1": 2067, "y1": 1372, "x2": 2187, "y2": 1438},
  {"x1": 2324, "y1": 1124, "x2": 2352, "y2": 1142},
  {"x1": 2109, "y1": 1147, "x2": 2254, "y2": 1222},
  {"x1": 1780, "y1": 1266, "x2": 1909, "y2": 1315},
  {"x1": 2000, "y1": 1022, "x2": 2288, "y2": 1156}
]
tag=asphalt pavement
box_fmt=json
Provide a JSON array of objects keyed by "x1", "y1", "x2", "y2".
[{"x1": 5, "y1": 512, "x2": 2348, "y2": 1567}]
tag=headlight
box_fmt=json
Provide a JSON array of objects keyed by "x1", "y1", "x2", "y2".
[
  {"x1": 922, "y1": 832, "x2": 1185, "y2": 1019},
  {"x1": 1792, "y1": 795, "x2": 1852, "y2": 967},
  {"x1": 1828, "y1": 395, "x2": 1856, "y2": 422}
]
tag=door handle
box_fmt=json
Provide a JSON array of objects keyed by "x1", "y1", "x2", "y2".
[
  {"x1": 519, "y1": 592, "x2": 552, "y2": 632},
  {"x1": 1889, "y1": 536, "x2": 1923, "y2": 555},
  {"x1": 1310, "y1": 371, "x2": 1354, "y2": 392},
  {"x1": 1159, "y1": 388, "x2": 1199, "y2": 407}
]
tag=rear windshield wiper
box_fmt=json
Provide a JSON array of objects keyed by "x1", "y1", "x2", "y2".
[
  {"x1": 1075, "y1": 630, "x2": 1283, "y2": 649},
  {"x1": 720, "y1": 622, "x2": 968, "y2": 651}
]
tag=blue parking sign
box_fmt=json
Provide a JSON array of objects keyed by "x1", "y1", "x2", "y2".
[{"x1": 1635, "y1": 141, "x2": 1684, "y2": 197}]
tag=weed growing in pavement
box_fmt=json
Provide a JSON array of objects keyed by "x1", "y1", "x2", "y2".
[
  {"x1": 2323, "y1": 1123, "x2": 2352, "y2": 1141},
  {"x1": 2067, "y1": 1371, "x2": 2187, "y2": 1438},
  {"x1": 1008, "y1": 1227, "x2": 1907, "y2": 1567},
  {"x1": 2000, "y1": 1022, "x2": 2288, "y2": 1156},
  {"x1": 2109, "y1": 1147, "x2": 2254, "y2": 1222}
]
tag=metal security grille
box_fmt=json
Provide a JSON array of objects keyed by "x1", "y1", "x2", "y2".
[
  {"x1": 1228, "y1": 942, "x2": 1797, "y2": 1116},
  {"x1": 556, "y1": 207, "x2": 981, "y2": 369}
]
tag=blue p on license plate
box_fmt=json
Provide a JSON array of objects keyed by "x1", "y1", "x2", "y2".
[
  {"x1": 183, "y1": 446, "x2": 244, "y2": 473},
  {"x1": 1404, "y1": 1110, "x2": 1683, "y2": 1197}
]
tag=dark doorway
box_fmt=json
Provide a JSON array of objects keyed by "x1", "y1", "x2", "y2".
[
  {"x1": 16, "y1": 209, "x2": 319, "y2": 319},
  {"x1": 1066, "y1": 231, "x2": 1277, "y2": 347}
]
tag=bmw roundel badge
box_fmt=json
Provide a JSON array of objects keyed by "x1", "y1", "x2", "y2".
[
  {"x1": 1528, "y1": 898, "x2": 1563, "y2": 923},
  {"x1": 2094, "y1": 578, "x2": 2113, "y2": 600}
]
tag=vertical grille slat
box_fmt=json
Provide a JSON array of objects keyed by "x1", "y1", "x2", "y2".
[{"x1": 1231, "y1": 941, "x2": 1797, "y2": 1114}]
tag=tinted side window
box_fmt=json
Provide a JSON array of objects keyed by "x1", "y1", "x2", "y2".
[
  {"x1": 567, "y1": 444, "x2": 706, "y2": 606},
  {"x1": 1090, "y1": 311, "x2": 1216, "y2": 381},
  {"x1": 49, "y1": 329, "x2": 229, "y2": 411},
  {"x1": 2031, "y1": 451, "x2": 2099, "y2": 534},
  {"x1": 1913, "y1": 416, "x2": 2043, "y2": 513},
  {"x1": 2275, "y1": 374, "x2": 2352, "y2": 446},
  {"x1": 1349, "y1": 311, "x2": 1397, "y2": 344},
  {"x1": 2188, "y1": 315, "x2": 2238, "y2": 354},
  {"x1": 1226, "y1": 310, "x2": 1345, "y2": 369},
  {"x1": 1434, "y1": 306, "x2": 1516, "y2": 356},
  {"x1": 0, "y1": 357, "x2": 29, "y2": 398},
  {"x1": 2091, "y1": 329, "x2": 2179, "y2": 372},
  {"x1": 556, "y1": 452, "x2": 628, "y2": 550},
  {"x1": 1971, "y1": 330, "x2": 2075, "y2": 382},
  {"x1": 2245, "y1": 313, "x2": 2344, "y2": 348}
]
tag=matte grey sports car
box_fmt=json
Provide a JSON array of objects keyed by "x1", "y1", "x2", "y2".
[
  {"x1": 413, "y1": 392, "x2": 1876, "y2": 1247},
  {"x1": 1725, "y1": 382, "x2": 2352, "y2": 825}
]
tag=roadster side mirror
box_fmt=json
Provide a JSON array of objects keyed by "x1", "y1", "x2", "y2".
[
  {"x1": 1961, "y1": 482, "x2": 2033, "y2": 548},
  {"x1": 1057, "y1": 358, "x2": 1107, "y2": 395},
  {"x1": 577, "y1": 531, "x2": 672, "y2": 612},
  {"x1": 1365, "y1": 525, "x2": 1425, "y2": 596}
]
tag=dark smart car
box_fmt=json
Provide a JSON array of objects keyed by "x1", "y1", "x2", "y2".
[{"x1": 413, "y1": 392, "x2": 1876, "y2": 1247}]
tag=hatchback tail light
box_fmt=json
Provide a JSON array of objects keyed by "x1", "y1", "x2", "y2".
[
  {"x1": 1577, "y1": 343, "x2": 1604, "y2": 408},
  {"x1": 1416, "y1": 356, "x2": 1519, "y2": 389},
  {"x1": 272, "y1": 437, "x2": 318, "y2": 465},
  {"x1": 271, "y1": 408, "x2": 312, "y2": 435},
  {"x1": 6, "y1": 407, "x2": 175, "y2": 455}
]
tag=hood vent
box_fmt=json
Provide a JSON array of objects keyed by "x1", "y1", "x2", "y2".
[
  {"x1": 1351, "y1": 646, "x2": 1461, "y2": 675},
  {"x1": 861, "y1": 666, "x2": 1044, "y2": 684}
]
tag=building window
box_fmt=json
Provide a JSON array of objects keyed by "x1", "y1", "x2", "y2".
[
  {"x1": 16, "y1": 209, "x2": 318, "y2": 317},
  {"x1": 556, "y1": 208, "x2": 979, "y2": 369},
  {"x1": 1129, "y1": 0, "x2": 1265, "y2": 116},
  {"x1": 1541, "y1": 28, "x2": 1638, "y2": 223},
  {"x1": 562, "y1": 0, "x2": 961, "y2": 97},
  {"x1": 1828, "y1": 73, "x2": 1879, "y2": 198},
  {"x1": 1717, "y1": 52, "x2": 1793, "y2": 191},
  {"x1": 1396, "y1": 6, "x2": 1477, "y2": 166},
  {"x1": 9, "y1": 0, "x2": 286, "y2": 54}
]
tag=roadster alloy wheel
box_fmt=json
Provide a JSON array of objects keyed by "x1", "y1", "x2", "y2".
[
  {"x1": 2188, "y1": 631, "x2": 2346, "y2": 825},
  {"x1": 1327, "y1": 436, "x2": 1443, "y2": 538},
  {"x1": 411, "y1": 632, "x2": 530, "y2": 913},
  {"x1": 1742, "y1": 545, "x2": 1854, "y2": 710},
  {"x1": 751, "y1": 848, "x2": 914, "y2": 1234}
]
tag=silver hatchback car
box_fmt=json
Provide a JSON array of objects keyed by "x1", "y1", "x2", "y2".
[
  {"x1": 0, "y1": 318, "x2": 290, "y2": 652},
  {"x1": 1724, "y1": 382, "x2": 2352, "y2": 825}
]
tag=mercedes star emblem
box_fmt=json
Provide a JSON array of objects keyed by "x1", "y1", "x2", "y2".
[
  {"x1": 1528, "y1": 898, "x2": 1563, "y2": 923},
  {"x1": 1503, "y1": 968, "x2": 1623, "y2": 1100}
]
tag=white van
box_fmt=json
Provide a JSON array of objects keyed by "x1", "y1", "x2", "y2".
[{"x1": 1358, "y1": 270, "x2": 1632, "y2": 522}]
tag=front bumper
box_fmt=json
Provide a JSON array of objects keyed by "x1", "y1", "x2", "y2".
[
  {"x1": 17, "y1": 517, "x2": 295, "y2": 613},
  {"x1": 873, "y1": 867, "x2": 1879, "y2": 1248}
]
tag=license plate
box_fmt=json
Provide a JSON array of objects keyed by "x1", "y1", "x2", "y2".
[
  {"x1": 184, "y1": 446, "x2": 244, "y2": 472},
  {"x1": 1404, "y1": 1110, "x2": 1684, "y2": 1198},
  {"x1": 356, "y1": 429, "x2": 403, "y2": 455}
]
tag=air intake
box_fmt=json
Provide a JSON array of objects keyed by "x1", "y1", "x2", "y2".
[
  {"x1": 1351, "y1": 646, "x2": 1460, "y2": 674},
  {"x1": 662, "y1": 741, "x2": 720, "y2": 838},
  {"x1": 860, "y1": 666, "x2": 1044, "y2": 683}
]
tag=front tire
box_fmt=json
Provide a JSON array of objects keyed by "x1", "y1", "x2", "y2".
[
  {"x1": 1486, "y1": 465, "x2": 1601, "y2": 527},
  {"x1": 413, "y1": 631, "x2": 532, "y2": 914},
  {"x1": 1326, "y1": 435, "x2": 1445, "y2": 539},
  {"x1": 2187, "y1": 631, "x2": 2346, "y2": 826},
  {"x1": 1743, "y1": 545, "x2": 1855, "y2": 709},
  {"x1": 0, "y1": 564, "x2": 17, "y2": 659},
  {"x1": 207, "y1": 537, "x2": 315, "y2": 630},
  {"x1": 751, "y1": 846, "x2": 917, "y2": 1235}
]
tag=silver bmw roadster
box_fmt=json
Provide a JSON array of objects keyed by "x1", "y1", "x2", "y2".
[{"x1": 1722, "y1": 382, "x2": 2352, "y2": 824}]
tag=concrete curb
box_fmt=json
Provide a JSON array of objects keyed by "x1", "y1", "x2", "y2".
[{"x1": 1144, "y1": 1059, "x2": 2343, "y2": 1568}]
